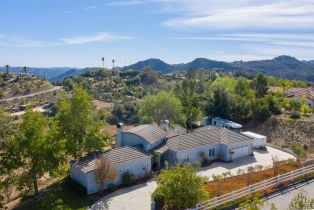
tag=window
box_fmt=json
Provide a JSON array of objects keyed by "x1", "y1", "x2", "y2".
[
  {"x1": 212, "y1": 148, "x2": 215, "y2": 156},
  {"x1": 209, "y1": 149, "x2": 212, "y2": 156},
  {"x1": 183, "y1": 154, "x2": 190, "y2": 163}
]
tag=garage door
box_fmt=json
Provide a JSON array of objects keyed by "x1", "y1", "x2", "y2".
[{"x1": 231, "y1": 145, "x2": 249, "y2": 160}]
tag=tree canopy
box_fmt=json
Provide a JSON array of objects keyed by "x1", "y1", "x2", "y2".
[
  {"x1": 139, "y1": 91, "x2": 185, "y2": 125},
  {"x1": 153, "y1": 164, "x2": 208, "y2": 209}
]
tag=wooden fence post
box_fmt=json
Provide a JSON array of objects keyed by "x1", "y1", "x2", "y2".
[{"x1": 276, "y1": 174, "x2": 280, "y2": 187}]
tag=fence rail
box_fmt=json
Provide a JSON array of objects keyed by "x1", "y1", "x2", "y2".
[{"x1": 196, "y1": 164, "x2": 314, "y2": 210}]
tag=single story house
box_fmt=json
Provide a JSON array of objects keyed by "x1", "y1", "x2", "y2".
[
  {"x1": 70, "y1": 146, "x2": 151, "y2": 195},
  {"x1": 70, "y1": 121, "x2": 266, "y2": 194},
  {"x1": 116, "y1": 120, "x2": 186, "y2": 152},
  {"x1": 156, "y1": 126, "x2": 254, "y2": 165}
]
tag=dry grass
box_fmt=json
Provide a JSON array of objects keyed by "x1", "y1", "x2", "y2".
[{"x1": 206, "y1": 161, "x2": 297, "y2": 198}]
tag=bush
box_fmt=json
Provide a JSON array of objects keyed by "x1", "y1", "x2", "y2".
[
  {"x1": 122, "y1": 171, "x2": 136, "y2": 186},
  {"x1": 64, "y1": 176, "x2": 87, "y2": 195},
  {"x1": 290, "y1": 112, "x2": 301, "y2": 119},
  {"x1": 291, "y1": 144, "x2": 307, "y2": 158},
  {"x1": 107, "y1": 183, "x2": 117, "y2": 192}
]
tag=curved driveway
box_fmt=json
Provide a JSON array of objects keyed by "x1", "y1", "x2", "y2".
[{"x1": 0, "y1": 86, "x2": 62, "y2": 102}]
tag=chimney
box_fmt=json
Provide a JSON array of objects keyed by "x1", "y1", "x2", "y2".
[
  {"x1": 162, "y1": 120, "x2": 169, "y2": 131},
  {"x1": 116, "y1": 123, "x2": 123, "y2": 147}
]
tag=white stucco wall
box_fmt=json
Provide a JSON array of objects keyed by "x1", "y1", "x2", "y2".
[
  {"x1": 85, "y1": 156, "x2": 152, "y2": 195},
  {"x1": 121, "y1": 133, "x2": 149, "y2": 150},
  {"x1": 176, "y1": 144, "x2": 220, "y2": 164}
]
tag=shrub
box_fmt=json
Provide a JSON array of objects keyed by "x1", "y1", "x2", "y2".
[
  {"x1": 122, "y1": 171, "x2": 136, "y2": 186},
  {"x1": 290, "y1": 112, "x2": 301, "y2": 119},
  {"x1": 107, "y1": 183, "x2": 117, "y2": 192},
  {"x1": 291, "y1": 144, "x2": 307, "y2": 158}
]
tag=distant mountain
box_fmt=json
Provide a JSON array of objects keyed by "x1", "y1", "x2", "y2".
[
  {"x1": 122, "y1": 58, "x2": 175, "y2": 73},
  {"x1": 234, "y1": 55, "x2": 314, "y2": 82},
  {"x1": 0, "y1": 67, "x2": 73, "y2": 81},
  {"x1": 50, "y1": 68, "x2": 82, "y2": 82},
  {"x1": 2, "y1": 55, "x2": 314, "y2": 82},
  {"x1": 177, "y1": 58, "x2": 236, "y2": 71}
]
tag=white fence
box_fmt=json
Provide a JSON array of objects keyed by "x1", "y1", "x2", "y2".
[{"x1": 196, "y1": 164, "x2": 314, "y2": 210}]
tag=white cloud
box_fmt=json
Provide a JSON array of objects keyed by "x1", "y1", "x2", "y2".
[
  {"x1": 61, "y1": 32, "x2": 132, "y2": 45},
  {"x1": 159, "y1": 0, "x2": 314, "y2": 30},
  {"x1": 106, "y1": 0, "x2": 144, "y2": 7},
  {"x1": 84, "y1": 6, "x2": 96, "y2": 10},
  {"x1": 0, "y1": 35, "x2": 45, "y2": 48},
  {"x1": 171, "y1": 33, "x2": 314, "y2": 48},
  {"x1": 0, "y1": 33, "x2": 132, "y2": 48}
]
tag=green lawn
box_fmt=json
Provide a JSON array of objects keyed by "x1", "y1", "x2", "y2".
[{"x1": 14, "y1": 179, "x2": 96, "y2": 210}]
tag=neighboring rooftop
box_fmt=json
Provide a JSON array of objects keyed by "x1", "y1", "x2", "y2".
[
  {"x1": 286, "y1": 87, "x2": 314, "y2": 98},
  {"x1": 72, "y1": 147, "x2": 151, "y2": 173},
  {"x1": 157, "y1": 126, "x2": 253, "y2": 152}
]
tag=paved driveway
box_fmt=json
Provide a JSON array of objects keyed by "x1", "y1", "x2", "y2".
[
  {"x1": 198, "y1": 146, "x2": 296, "y2": 180},
  {"x1": 91, "y1": 146, "x2": 295, "y2": 210},
  {"x1": 91, "y1": 181, "x2": 157, "y2": 210},
  {"x1": 261, "y1": 179, "x2": 314, "y2": 210}
]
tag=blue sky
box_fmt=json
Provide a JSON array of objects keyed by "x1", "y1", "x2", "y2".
[{"x1": 1, "y1": 0, "x2": 314, "y2": 67}]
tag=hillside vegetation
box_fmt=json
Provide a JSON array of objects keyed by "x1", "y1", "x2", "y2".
[
  {"x1": 247, "y1": 116, "x2": 314, "y2": 158},
  {"x1": 0, "y1": 73, "x2": 53, "y2": 99}
]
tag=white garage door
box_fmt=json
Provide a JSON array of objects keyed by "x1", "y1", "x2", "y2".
[{"x1": 231, "y1": 145, "x2": 249, "y2": 160}]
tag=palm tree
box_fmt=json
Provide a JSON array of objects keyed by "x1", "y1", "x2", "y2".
[
  {"x1": 101, "y1": 57, "x2": 105, "y2": 69},
  {"x1": 5, "y1": 64, "x2": 9, "y2": 74},
  {"x1": 23, "y1": 66, "x2": 27, "y2": 74},
  {"x1": 112, "y1": 59, "x2": 115, "y2": 70}
]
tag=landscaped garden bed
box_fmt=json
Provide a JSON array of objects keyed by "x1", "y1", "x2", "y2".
[{"x1": 206, "y1": 159, "x2": 298, "y2": 198}]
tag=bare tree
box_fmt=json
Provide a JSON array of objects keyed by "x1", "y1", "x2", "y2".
[
  {"x1": 272, "y1": 155, "x2": 280, "y2": 176},
  {"x1": 94, "y1": 156, "x2": 117, "y2": 193}
]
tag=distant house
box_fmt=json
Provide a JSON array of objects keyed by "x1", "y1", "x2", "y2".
[
  {"x1": 70, "y1": 147, "x2": 151, "y2": 195},
  {"x1": 286, "y1": 87, "x2": 314, "y2": 108}
]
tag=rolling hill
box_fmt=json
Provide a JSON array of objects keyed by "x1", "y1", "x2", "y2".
[
  {"x1": 122, "y1": 58, "x2": 175, "y2": 73},
  {"x1": 2, "y1": 55, "x2": 314, "y2": 82},
  {"x1": 234, "y1": 55, "x2": 314, "y2": 81}
]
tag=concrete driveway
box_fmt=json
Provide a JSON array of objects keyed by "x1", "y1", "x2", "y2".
[
  {"x1": 91, "y1": 181, "x2": 157, "y2": 210},
  {"x1": 91, "y1": 146, "x2": 295, "y2": 210},
  {"x1": 198, "y1": 146, "x2": 296, "y2": 180},
  {"x1": 261, "y1": 179, "x2": 314, "y2": 210}
]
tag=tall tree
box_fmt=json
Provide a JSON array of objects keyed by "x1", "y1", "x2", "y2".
[
  {"x1": 139, "y1": 91, "x2": 185, "y2": 125},
  {"x1": 0, "y1": 109, "x2": 18, "y2": 204},
  {"x1": 14, "y1": 108, "x2": 64, "y2": 195},
  {"x1": 205, "y1": 87, "x2": 230, "y2": 119},
  {"x1": 153, "y1": 164, "x2": 208, "y2": 209},
  {"x1": 175, "y1": 79, "x2": 201, "y2": 129},
  {"x1": 55, "y1": 85, "x2": 108, "y2": 158},
  {"x1": 252, "y1": 73, "x2": 268, "y2": 98},
  {"x1": 234, "y1": 77, "x2": 251, "y2": 97}
]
